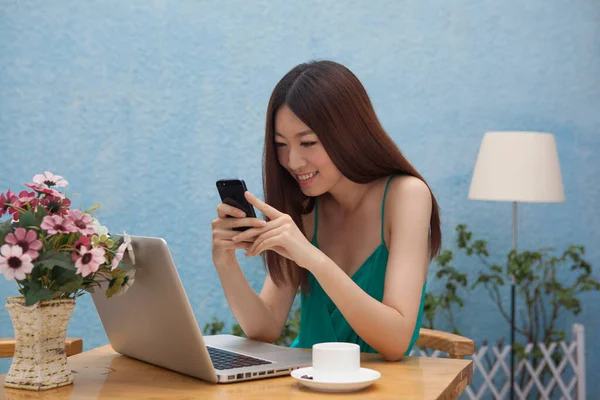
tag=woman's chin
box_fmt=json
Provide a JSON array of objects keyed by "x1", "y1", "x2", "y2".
[
  {"x1": 299, "y1": 186, "x2": 313, "y2": 195},
  {"x1": 299, "y1": 185, "x2": 326, "y2": 197}
]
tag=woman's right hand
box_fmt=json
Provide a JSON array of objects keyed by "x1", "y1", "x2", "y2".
[{"x1": 211, "y1": 203, "x2": 266, "y2": 264}]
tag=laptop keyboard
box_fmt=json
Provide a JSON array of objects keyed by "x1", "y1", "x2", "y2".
[{"x1": 207, "y1": 346, "x2": 273, "y2": 371}]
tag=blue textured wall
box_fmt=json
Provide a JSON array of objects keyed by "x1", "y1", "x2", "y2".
[{"x1": 1, "y1": 0, "x2": 599, "y2": 396}]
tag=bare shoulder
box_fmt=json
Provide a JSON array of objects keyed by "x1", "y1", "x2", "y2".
[
  {"x1": 384, "y1": 175, "x2": 432, "y2": 234},
  {"x1": 386, "y1": 175, "x2": 431, "y2": 206}
]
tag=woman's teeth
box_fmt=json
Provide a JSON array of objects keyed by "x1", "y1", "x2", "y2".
[{"x1": 298, "y1": 172, "x2": 317, "y2": 181}]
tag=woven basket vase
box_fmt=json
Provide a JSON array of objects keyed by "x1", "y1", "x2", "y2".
[{"x1": 4, "y1": 296, "x2": 75, "y2": 391}]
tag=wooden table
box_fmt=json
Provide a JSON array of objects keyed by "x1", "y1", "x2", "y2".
[{"x1": 1, "y1": 345, "x2": 472, "y2": 399}]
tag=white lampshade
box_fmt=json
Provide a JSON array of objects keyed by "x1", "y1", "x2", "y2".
[{"x1": 468, "y1": 131, "x2": 565, "y2": 203}]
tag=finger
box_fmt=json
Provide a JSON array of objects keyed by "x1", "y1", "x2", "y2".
[
  {"x1": 250, "y1": 227, "x2": 282, "y2": 252},
  {"x1": 247, "y1": 227, "x2": 283, "y2": 256},
  {"x1": 214, "y1": 239, "x2": 252, "y2": 250},
  {"x1": 213, "y1": 229, "x2": 256, "y2": 242},
  {"x1": 232, "y1": 226, "x2": 266, "y2": 243},
  {"x1": 249, "y1": 237, "x2": 279, "y2": 257},
  {"x1": 217, "y1": 203, "x2": 247, "y2": 218},
  {"x1": 212, "y1": 217, "x2": 265, "y2": 231},
  {"x1": 244, "y1": 192, "x2": 283, "y2": 220},
  {"x1": 232, "y1": 219, "x2": 282, "y2": 242},
  {"x1": 220, "y1": 217, "x2": 266, "y2": 230}
]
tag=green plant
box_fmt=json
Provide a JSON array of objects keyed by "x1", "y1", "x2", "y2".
[
  {"x1": 0, "y1": 172, "x2": 136, "y2": 305},
  {"x1": 456, "y1": 224, "x2": 600, "y2": 348},
  {"x1": 428, "y1": 224, "x2": 599, "y2": 387},
  {"x1": 423, "y1": 249, "x2": 468, "y2": 334},
  {"x1": 203, "y1": 317, "x2": 225, "y2": 336}
]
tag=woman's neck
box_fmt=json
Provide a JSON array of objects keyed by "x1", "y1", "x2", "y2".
[{"x1": 323, "y1": 177, "x2": 375, "y2": 214}]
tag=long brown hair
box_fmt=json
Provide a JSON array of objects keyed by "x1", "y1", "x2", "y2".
[{"x1": 263, "y1": 60, "x2": 441, "y2": 292}]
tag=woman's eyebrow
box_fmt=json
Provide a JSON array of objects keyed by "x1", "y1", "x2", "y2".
[{"x1": 275, "y1": 129, "x2": 315, "y2": 138}]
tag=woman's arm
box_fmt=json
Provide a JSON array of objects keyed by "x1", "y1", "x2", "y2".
[
  {"x1": 308, "y1": 177, "x2": 431, "y2": 361},
  {"x1": 214, "y1": 254, "x2": 298, "y2": 342},
  {"x1": 212, "y1": 203, "x2": 297, "y2": 343},
  {"x1": 257, "y1": 274, "x2": 299, "y2": 341}
]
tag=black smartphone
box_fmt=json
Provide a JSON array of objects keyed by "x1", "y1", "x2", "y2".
[{"x1": 216, "y1": 179, "x2": 258, "y2": 231}]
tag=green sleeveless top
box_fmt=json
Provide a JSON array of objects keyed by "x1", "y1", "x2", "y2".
[{"x1": 290, "y1": 175, "x2": 427, "y2": 355}]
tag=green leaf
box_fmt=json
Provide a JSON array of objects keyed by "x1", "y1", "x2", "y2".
[
  {"x1": 202, "y1": 317, "x2": 225, "y2": 335},
  {"x1": 25, "y1": 287, "x2": 54, "y2": 306},
  {"x1": 16, "y1": 276, "x2": 31, "y2": 296},
  {"x1": 116, "y1": 262, "x2": 134, "y2": 271},
  {"x1": 51, "y1": 267, "x2": 82, "y2": 293},
  {"x1": 37, "y1": 251, "x2": 57, "y2": 261},
  {"x1": 0, "y1": 220, "x2": 12, "y2": 245},
  {"x1": 29, "y1": 265, "x2": 44, "y2": 281},
  {"x1": 0, "y1": 219, "x2": 12, "y2": 236},
  {"x1": 105, "y1": 277, "x2": 124, "y2": 297},
  {"x1": 23, "y1": 279, "x2": 41, "y2": 290},
  {"x1": 435, "y1": 250, "x2": 453, "y2": 266},
  {"x1": 231, "y1": 323, "x2": 246, "y2": 338},
  {"x1": 33, "y1": 207, "x2": 48, "y2": 225},
  {"x1": 59, "y1": 278, "x2": 84, "y2": 294},
  {"x1": 18, "y1": 211, "x2": 36, "y2": 229},
  {"x1": 38, "y1": 251, "x2": 76, "y2": 271},
  {"x1": 491, "y1": 265, "x2": 503, "y2": 273}
]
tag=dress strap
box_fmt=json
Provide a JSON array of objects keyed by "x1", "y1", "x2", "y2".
[{"x1": 381, "y1": 175, "x2": 395, "y2": 243}]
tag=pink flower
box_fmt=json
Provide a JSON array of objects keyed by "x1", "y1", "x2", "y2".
[
  {"x1": 111, "y1": 242, "x2": 127, "y2": 270},
  {"x1": 25, "y1": 183, "x2": 65, "y2": 199},
  {"x1": 40, "y1": 196, "x2": 71, "y2": 215},
  {"x1": 0, "y1": 245, "x2": 34, "y2": 281},
  {"x1": 32, "y1": 171, "x2": 68, "y2": 188},
  {"x1": 66, "y1": 210, "x2": 95, "y2": 235},
  {"x1": 40, "y1": 215, "x2": 76, "y2": 235},
  {"x1": 16, "y1": 191, "x2": 38, "y2": 209},
  {"x1": 4, "y1": 228, "x2": 43, "y2": 260},
  {"x1": 0, "y1": 190, "x2": 19, "y2": 219},
  {"x1": 75, "y1": 247, "x2": 106, "y2": 277},
  {"x1": 72, "y1": 235, "x2": 92, "y2": 262}
]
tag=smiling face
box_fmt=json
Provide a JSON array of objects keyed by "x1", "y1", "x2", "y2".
[{"x1": 274, "y1": 105, "x2": 343, "y2": 196}]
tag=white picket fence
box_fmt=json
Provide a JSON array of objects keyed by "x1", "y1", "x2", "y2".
[{"x1": 409, "y1": 324, "x2": 586, "y2": 400}]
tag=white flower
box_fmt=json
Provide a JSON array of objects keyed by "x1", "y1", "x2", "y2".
[
  {"x1": 91, "y1": 217, "x2": 109, "y2": 236},
  {"x1": 0, "y1": 245, "x2": 34, "y2": 281},
  {"x1": 114, "y1": 269, "x2": 135, "y2": 296},
  {"x1": 111, "y1": 242, "x2": 127, "y2": 270},
  {"x1": 33, "y1": 171, "x2": 68, "y2": 187},
  {"x1": 123, "y1": 231, "x2": 135, "y2": 265}
]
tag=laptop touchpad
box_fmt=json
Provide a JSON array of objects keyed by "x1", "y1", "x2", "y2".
[{"x1": 205, "y1": 334, "x2": 295, "y2": 355}]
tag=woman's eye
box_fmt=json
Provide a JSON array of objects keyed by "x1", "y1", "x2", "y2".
[
  {"x1": 274, "y1": 142, "x2": 286, "y2": 148},
  {"x1": 301, "y1": 142, "x2": 317, "y2": 147}
]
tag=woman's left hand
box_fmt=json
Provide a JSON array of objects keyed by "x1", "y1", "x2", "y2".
[{"x1": 231, "y1": 192, "x2": 321, "y2": 270}]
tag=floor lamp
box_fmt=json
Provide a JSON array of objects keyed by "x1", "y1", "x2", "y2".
[{"x1": 467, "y1": 131, "x2": 565, "y2": 400}]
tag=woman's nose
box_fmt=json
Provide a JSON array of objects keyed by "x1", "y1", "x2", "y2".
[{"x1": 287, "y1": 148, "x2": 306, "y2": 171}]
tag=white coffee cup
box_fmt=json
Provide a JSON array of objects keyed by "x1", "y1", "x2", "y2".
[{"x1": 311, "y1": 342, "x2": 361, "y2": 382}]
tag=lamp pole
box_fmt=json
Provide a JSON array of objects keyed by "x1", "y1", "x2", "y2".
[
  {"x1": 510, "y1": 201, "x2": 517, "y2": 400},
  {"x1": 467, "y1": 131, "x2": 565, "y2": 399}
]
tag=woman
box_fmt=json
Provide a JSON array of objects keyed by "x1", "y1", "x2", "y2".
[{"x1": 211, "y1": 60, "x2": 441, "y2": 361}]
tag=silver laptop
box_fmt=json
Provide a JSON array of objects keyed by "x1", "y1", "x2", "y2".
[{"x1": 91, "y1": 235, "x2": 312, "y2": 383}]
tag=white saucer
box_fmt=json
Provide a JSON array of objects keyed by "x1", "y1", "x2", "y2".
[{"x1": 291, "y1": 367, "x2": 381, "y2": 393}]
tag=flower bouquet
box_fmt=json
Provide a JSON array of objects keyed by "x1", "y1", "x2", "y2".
[{"x1": 0, "y1": 171, "x2": 135, "y2": 391}]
